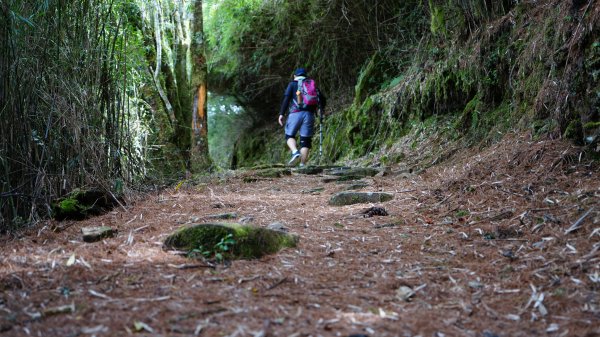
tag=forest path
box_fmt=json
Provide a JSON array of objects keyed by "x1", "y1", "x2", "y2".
[{"x1": 1, "y1": 134, "x2": 599, "y2": 337}]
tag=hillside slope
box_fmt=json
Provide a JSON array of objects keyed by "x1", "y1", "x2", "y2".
[{"x1": 222, "y1": 0, "x2": 599, "y2": 168}]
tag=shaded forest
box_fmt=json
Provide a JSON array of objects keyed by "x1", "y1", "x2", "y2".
[
  {"x1": 1, "y1": 0, "x2": 599, "y2": 229},
  {"x1": 215, "y1": 0, "x2": 598, "y2": 168},
  {"x1": 0, "y1": 1, "x2": 599, "y2": 336}
]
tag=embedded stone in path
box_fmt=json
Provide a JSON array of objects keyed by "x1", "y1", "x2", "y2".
[
  {"x1": 82, "y1": 226, "x2": 116, "y2": 243},
  {"x1": 242, "y1": 168, "x2": 292, "y2": 182},
  {"x1": 329, "y1": 192, "x2": 394, "y2": 206},
  {"x1": 324, "y1": 167, "x2": 381, "y2": 178},
  {"x1": 322, "y1": 175, "x2": 364, "y2": 183},
  {"x1": 294, "y1": 166, "x2": 325, "y2": 175},
  {"x1": 250, "y1": 164, "x2": 286, "y2": 170},
  {"x1": 207, "y1": 212, "x2": 238, "y2": 220},
  {"x1": 267, "y1": 222, "x2": 289, "y2": 233},
  {"x1": 252, "y1": 168, "x2": 292, "y2": 178},
  {"x1": 163, "y1": 223, "x2": 299, "y2": 260},
  {"x1": 301, "y1": 187, "x2": 325, "y2": 194},
  {"x1": 294, "y1": 165, "x2": 343, "y2": 175},
  {"x1": 341, "y1": 182, "x2": 370, "y2": 191}
]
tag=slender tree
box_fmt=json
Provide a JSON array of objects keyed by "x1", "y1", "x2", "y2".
[
  {"x1": 140, "y1": 0, "x2": 210, "y2": 173},
  {"x1": 190, "y1": 0, "x2": 210, "y2": 171}
]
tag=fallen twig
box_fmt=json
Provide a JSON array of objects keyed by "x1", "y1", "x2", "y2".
[
  {"x1": 433, "y1": 193, "x2": 453, "y2": 207},
  {"x1": 88, "y1": 289, "x2": 113, "y2": 300},
  {"x1": 265, "y1": 277, "x2": 288, "y2": 291},
  {"x1": 565, "y1": 207, "x2": 595, "y2": 234},
  {"x1": 133, "y1": 296, "x2": 171, "y2": 302},
  {"x1": 168, "y1": 263, "x2": 215, "y2": 270}
]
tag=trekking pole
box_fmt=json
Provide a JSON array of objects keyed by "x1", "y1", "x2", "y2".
[{"x1": 319, "y1": 109, "x2": 323, "y2": 164}]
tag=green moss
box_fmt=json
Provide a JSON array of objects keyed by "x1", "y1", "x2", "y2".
[
  {"x1": 456, "y1": 94, "x2": 483, "y2": 131},
  {"x1": 531, "y1": 119, "x2": 558, "y2": 139},
  {"x1": 391, "y1": 152, "x2": 405, "y2": 163},
  {"x1": 564, "y1": 120, "x2": 583, "y2": 141},
  {"x1": 52, "y1": 190, "x2": 88, "y2": 220},
  {"x1": 52, "y1": 188, "x2": 122, "y2": 221},
  {"x1": 251, "y1": 168, "x2": 292, "y2": 178},
  {"x1": 329, "y1": 192, "x2": 394, "y2": 206},
  {"x1": 335, "y1": 175, "x2": 365, "y2": 182},
  {"x1": 583, "y1": 121, "x2": 600, "y2": 130},
  {"x1": 251, "y1": 164, "x2": 286, "y2": 170},
  {"x1": 223, "y1": 0, "x2": 589, "y2": 170},
  {"x1": 429, "y1": 1, "x2": 446, "y2": 36},
  {"x1": 58, "y1": 198, "x2": 80, "y2": 214},
  {"x1": 232, "y1": 126, "x2": 285, "y2": 168},
  {"x1": 163, "y1": 223, "x2": 299, "y2": 260}
]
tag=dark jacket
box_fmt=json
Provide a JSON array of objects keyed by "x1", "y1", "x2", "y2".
[{"x1": 279, "y1": 79, "x2": 326, "y2": 116}]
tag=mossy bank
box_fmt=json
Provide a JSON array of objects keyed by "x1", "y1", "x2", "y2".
[{"x1": 213, "y1": 0, "x2": 599, "y2": 168}]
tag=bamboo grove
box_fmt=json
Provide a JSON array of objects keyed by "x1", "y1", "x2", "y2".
[{"x1": 0, "y1": 0, "x2": 208, "y2": 231}]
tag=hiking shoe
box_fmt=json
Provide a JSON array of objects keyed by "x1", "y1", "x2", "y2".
[{"x1": 288, "y1": 151, "x2": 301, "y2": 166}]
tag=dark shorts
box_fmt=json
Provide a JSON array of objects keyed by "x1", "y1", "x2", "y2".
[{"x1": 285, "y1": 111, "x2": 315, "y2": 138}]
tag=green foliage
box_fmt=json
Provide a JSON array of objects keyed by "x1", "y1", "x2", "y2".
[
  {"x1": 564, "y1": 120, "x2": 583, "y2": 142},
  {"x1": 188, "y1": 245, "x2": 211, "y2": 259},
  {"x1": 429, "y1": 1, "x2": 447, "y2": 36},
  {"x1": 188, "y1": 233, "x2": 236, "y2": 262},
  {"x1": 583, "y1": 122, "x2": 600, "y2": 130},
  {"x1": 1, "y1": 0, "x2": 154, "y2": 229},
  {"x1": 231, "y1": 126, "x2": 286, "y2": 169},
  {"x1": 57, "y1": 199, "x2": 81, "y2": 215},
  {"x1": 229, "y1": 0, "x2": 582, "y2": 167},
  {"x1": 51, "y1": 188, "x2": 122, "y2": 221},
  {"x1": 205, "y1": 0, "x2": 429, "y2": 117},
  {"x1": 214, "y1": 233, "x2": 236, "y2": 262},
  {"x1": 455, "y1": 209, "x2": 470, "y2": 217},
  {"x1": 428, "y1": 0, "x2": 515, "y2": 38},
  {"x1": 354, "y1": 52, "x2": 393, "y2": 106}
]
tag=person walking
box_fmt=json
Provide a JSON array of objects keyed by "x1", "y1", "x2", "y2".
[{"x1": 278, "y1": 68, "x2": 326, "y2": 167}]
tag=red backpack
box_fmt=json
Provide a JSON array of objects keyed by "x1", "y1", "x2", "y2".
[{"x1": 294, "y1": 78, "x2": 319, "y2": 109}]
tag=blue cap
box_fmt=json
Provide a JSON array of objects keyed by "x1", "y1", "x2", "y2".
[{"x1": 294, "y1": 68, "x2": 307, "y2": 76}]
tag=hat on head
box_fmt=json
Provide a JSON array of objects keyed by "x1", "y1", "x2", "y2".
[{"x1": 294, "y1": 68, "x2": 307, "y2": 76}]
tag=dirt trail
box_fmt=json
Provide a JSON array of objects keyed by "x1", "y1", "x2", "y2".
[{"x1": 1, "y1": 134, "x2": 599, "y2": 337}]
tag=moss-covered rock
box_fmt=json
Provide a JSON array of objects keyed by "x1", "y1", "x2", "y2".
[
  {"x1": 52, "y1": 188, "x2": 123, "y2": 221},
  {"x1": 251, "y1": 168, "x2": 292, "y2": 178},
  {"x1": 163, "y1": 223, "x2": 299, "y2": 260},
  {"x1": 294, "y1": 166, "x2": 325, "y2": 175},
  {"x1": 241, "y1": 168, "x2": 292, "y2": 182},
  {"x1": 324, "y1": 167, "x2": 381, "y2": 178},
  {"x1": 322, "y1": 175, "x2": 365, "y2": 183},
  {"x1": 207, "y1": 212, "x2": 238, "y2": 220},
  {"x1": 293, "y1": 165, "x2": 344, "y2": 175},
  {"x1": 251, "y1": 164, "x2": 286, "y2": 170},
  {"x1": 342, "y1": 182, "x2": 370, "y2": 191},
  {"x1": 329, "y1": 192, "x2": 394, "y2": 206}
]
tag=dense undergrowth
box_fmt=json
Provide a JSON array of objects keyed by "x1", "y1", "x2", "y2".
[
  {"x1": 207, "y1": 0, "x2": 599, "y2": 168},
  {"x1": 0, "y1": 0, "x2": 208, "y2": 231}
]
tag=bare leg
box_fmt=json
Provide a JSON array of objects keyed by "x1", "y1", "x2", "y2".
[
  {"x1": 300, "y1": 147, "x2": 309, "y2": 164},
  {"x1": 287, "y1": 138, "x2": 298, "y2": 153}
]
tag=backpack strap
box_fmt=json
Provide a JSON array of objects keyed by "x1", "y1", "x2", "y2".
[{"x1": 296, "y1": 79, "x2": 304, "y2": 106}]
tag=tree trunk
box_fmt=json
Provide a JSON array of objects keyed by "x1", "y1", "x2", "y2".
[
  {"x1": 190, "y1": 0, "x2": 211, "y2": 172},
  {"x1": 142, "y1": 0, "x2": 210, "y2": 173}
]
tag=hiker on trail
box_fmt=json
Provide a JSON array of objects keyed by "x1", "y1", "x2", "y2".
[{"x1": 278, "y1": 68, "x2": 326, "y2": 167}]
